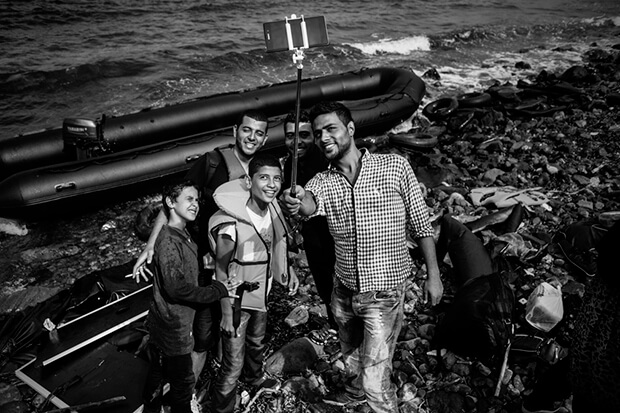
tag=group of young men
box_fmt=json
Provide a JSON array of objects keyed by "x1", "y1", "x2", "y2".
[{"x1": 133, "y1": 101, "x2": 443, "y2": 413}]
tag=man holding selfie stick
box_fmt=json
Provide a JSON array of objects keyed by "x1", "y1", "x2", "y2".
[{"x1": 282, "y1": 101, "x2": 443, "y2": 413}]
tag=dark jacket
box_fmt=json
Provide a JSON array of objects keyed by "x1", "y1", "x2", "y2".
[
  {"x1": 185, "y1": 145, "x2": 246, "y2": 260},
  {"x1": 146, "y1": 225, "x2": 229, "y2": 356}
]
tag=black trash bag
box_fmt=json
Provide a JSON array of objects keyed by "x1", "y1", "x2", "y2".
[
  {"x1": 433, "y1": 272, "x2": 515, "y2": 365},
  {"x1": 552, "y1": 222, "x2": 608, "y2": 278}
]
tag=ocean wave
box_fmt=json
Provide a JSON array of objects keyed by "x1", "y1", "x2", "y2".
[
  {"x1": 583, "y1": 15, "x2": 620, "y2": 26},
  {"x1": 345, "y1": 36, "x2": 432, "y2": 55},
  {"x1": 0, "y1": 60, "x2": 152, "y2": 94},
  {"x1": 427, "y1": 17, "x2": 620, "y2": 53}
]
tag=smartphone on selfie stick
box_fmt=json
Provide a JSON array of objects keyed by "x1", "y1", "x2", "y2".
[{"x1": 263, "y1": 15, "x2": 329, "y2": 197}]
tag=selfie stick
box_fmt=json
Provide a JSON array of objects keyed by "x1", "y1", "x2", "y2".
[{"x1": 286, "y1": 14, "x2": 309, "y2": 198}]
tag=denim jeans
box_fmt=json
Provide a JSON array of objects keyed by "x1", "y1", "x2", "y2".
[
  {"x1": 142, "y1": 344, "x2": 194, "y2": 413},
  {"x1": 212, "y1": 309, "x2": 267, "y2": 413},
  {"x1": 331, "y1": 280, "x2": 405, "y2": 413},
  {"x1": 193, "y1": 269, "x2": 221, "y2": 353}
]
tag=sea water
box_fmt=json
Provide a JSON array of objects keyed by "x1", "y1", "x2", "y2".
[{"x1": 1, "y1": 0, "x2": 619, "y2": 140}]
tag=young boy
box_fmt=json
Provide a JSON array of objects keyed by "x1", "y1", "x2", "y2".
[
  {"x1": 209, "y1": 153, "x2": 299, "y2": 413},
  {"x1": 142, "y1": 180, "x2": 241, "y2": 413}
]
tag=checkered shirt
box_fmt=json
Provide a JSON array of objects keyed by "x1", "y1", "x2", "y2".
[{"x1": 305, "y1": 150, "x2": 434, "y2": 293}]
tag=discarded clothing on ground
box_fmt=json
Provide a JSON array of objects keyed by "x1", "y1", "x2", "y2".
[
  {"x1": 470, "y1": 186, "x2": 549, "y2": 208},
  {"x1": 433, "y1": 273, "x2": 515, "y2": 365}
]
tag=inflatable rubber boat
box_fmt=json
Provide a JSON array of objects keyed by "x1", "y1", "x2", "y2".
[{"x1": 0, "y1": 67, "x2": 425, "y2": 217}]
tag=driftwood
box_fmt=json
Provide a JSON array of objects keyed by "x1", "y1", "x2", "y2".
[{"x1": 494, "y1": 339, "x2": 512, "y2": 397}]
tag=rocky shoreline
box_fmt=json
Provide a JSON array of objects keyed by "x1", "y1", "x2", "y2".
[{"x1": 1, "y1": 40, "x2": 619, "y2": 413}]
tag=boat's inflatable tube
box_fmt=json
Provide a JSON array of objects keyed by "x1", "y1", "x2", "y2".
[
  {"x1": 422, "y1": 97, "x2": 458, "y2": 121},
  {"x1": 0, "y1": 67, "x2": 425, "y2": 179},
  {"x1": 388, "y1": 132, "x2": 438, "y2": 150},
  {"x1": 0, "y1": 132, "x2": 232, "y2": 216},
  {"x1": 0, "y1": 67, "x2": 426, "y2": 217},
  {"x1": 457, "y1": 92, "x2": 492, "y2": 108}
]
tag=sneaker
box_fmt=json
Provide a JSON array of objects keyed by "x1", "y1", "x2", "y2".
[
  {"x1": 323, "y1": 391, "x2": 366, "y2": 407},
  {"x1": 309, "y1": 327, "x2": 339, "y2": 346},
  {"x1": 190, "y1": 393, "x2": 203, "y2": 413}
]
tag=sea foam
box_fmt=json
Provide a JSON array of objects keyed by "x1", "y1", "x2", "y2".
[{"x1": 346, "y1": 36, "x2": 431, "y2": 55}]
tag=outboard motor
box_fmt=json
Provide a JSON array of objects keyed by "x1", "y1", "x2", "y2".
[{"x1": 62, "y1": 117, "x2": 107, "y2": 160}]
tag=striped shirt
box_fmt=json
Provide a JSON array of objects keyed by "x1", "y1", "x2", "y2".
[{"x1": 305, "y1": 150, "x2": 433, "y2": 293}]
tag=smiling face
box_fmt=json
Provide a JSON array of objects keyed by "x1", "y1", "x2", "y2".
[
  {"x1": 234, "y1": 115, "x2": 268, "y2": 159},
  {"x1": 284, "y1": 121, "x2": 314, "y2": 158},
  {"x1": 247, "y1": 165, "x2": 283, "y2": 210},
  {"x1": 312, "y1": 112, "x2": 354, "y2": 161},
  {"x1": 166, "y1": 185, "x2": 199, "y2": 226}
]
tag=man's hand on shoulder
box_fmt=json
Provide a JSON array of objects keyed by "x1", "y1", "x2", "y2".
[{"x1": 132, "y1": 247, "x2": 154, "y2": 283}]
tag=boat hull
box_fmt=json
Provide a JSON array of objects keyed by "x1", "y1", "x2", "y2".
[
  {"x1": 0, "y1": 67, "x2": 424, "y2": 178},
  {"x1": 0, "y1": 67, "x2": 426, "y2": 217}
]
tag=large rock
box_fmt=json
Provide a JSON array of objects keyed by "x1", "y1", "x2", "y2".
[
  {"x1": 265, "y1": 337, "x2": 324, "y2": 376},
  {"x1": 0, "y1": 217, "x2": 27, "y2": 236},
  {"x1": 281, "y1": 375, "x2": 326, "y2": 403},
  {"x1": 0, "y1": 383, "x2": 21, "y2": 404}
]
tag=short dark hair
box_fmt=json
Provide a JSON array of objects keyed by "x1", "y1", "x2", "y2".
[
  {"x1": 248, "y1": 153, "x2": 282, "y2": 177},
  {"x1": 282, "y1": 109, "x2": 311, "y2": 132},
  {"x1": 236, "y1": 109, "x2": 269, "y2": 132},
  {"x1": 309, "y1": 101, "x2": 353, "y2": 127},
  {"x1": 162, "y1": 180, "x2": 198, "y2": 218}
]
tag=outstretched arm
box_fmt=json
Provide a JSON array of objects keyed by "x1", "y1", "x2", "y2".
[
  {"x1": 282, "y1": 185, "x2": 317, "y2": 217},
  {"x1": 132, "y1": 209, "x2": 168, "y2": 282}
]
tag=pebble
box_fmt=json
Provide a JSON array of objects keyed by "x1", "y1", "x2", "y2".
[
  {"x1": 0, "y1": 383, "x2": 21, "y2": 404},
  {"x1": 417, "y1": 323, "x2": 435, "y2": 341},
  {"x1": 5, "y1": 55, "x2": 620, "y2": 413},
  {"x1": 100, "y1": 219, "x2": 117, "y2": 231},
  {"x1": 397, "y1": 382, "x2": 418, "y2": 402}
]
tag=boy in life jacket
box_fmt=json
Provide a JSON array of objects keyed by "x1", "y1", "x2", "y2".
[
  {"x1": 142, "y1": 180, "x2": 241, "y2": 413},
  {"x1": 133, "y1": 110, "x2": 270, "y2": 393},
  {"x1": 208, "y1": 153, "x2": 299, "y2": 413}
]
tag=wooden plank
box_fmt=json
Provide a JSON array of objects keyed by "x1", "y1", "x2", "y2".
[
  {"x1": 16, "y1": 341, "x2": 149, "y2": 413},
  {"x1": 15, "y1": 357, "x2": 71, "y2": 409},
  {"x1": 39, "y1": 284, "x2": 152, "y2": 367}
]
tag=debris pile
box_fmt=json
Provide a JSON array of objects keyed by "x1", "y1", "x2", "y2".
[{"x1": 1, "y1": 41, "x2": 619, "y2": 413}]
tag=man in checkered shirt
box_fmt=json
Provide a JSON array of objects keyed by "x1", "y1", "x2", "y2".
[{"x1": 282, "y1": 101, "x2": 443, "y2": 413}]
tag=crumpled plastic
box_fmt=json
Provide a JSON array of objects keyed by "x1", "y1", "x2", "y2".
[
  {"x1": 492, "y1": 232, "x2": 534, "y2": 259},
  {"x1": 470, "y1": 186, "x2": 549, "y2": 208},
  {"x1": 525, "y1": 282, "x2": 564, "y2": 332}
]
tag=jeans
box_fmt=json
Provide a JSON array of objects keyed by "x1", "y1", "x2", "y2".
[
  {"x1": 212, "y1": 309, "x2": 267, "y2": 413},
  {"x1": 331, "y1": 280, "x2": 405, "y2": 413},
  {"x1": 142, "y1": 344, "x2": 194, "y2": 413},
  {"x1": 193, "y1": 270, "x2": 221, "y2": 353}
]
